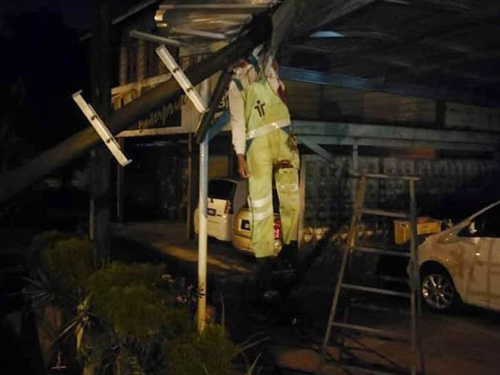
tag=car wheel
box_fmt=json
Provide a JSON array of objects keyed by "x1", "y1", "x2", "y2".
[{"x1": 421, "y1": 269, "x2": 457, "y2": 311}]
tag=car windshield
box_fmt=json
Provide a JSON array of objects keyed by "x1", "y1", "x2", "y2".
[{"x1": 208, "y1": 180, "x2": 236, "y2": 201}]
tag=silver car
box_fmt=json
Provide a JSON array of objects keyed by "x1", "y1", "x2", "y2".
[{"x1": 418, "y1": 200, "x2": 500, "y2": 312}]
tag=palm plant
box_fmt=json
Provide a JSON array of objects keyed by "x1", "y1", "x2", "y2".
[{"x1": 24, "y1": 231, "x2": 264, "y2": 375}]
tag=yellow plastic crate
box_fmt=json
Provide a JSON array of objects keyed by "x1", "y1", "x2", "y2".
[{"x1": 394, "y1": 217, "x2": 442, "y2": 245}]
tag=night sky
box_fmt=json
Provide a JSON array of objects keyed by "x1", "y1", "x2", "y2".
[
  {"x1": 0, "y1": 0, "x2": 91, "y2": 164},
  {"x1": 0, "y1": 0, "x2": 90, "y2": 31}
]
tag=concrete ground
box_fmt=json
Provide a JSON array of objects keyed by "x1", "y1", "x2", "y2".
[
  {"x1": 267, "y1": 301, "x2": 500, "y2": 375},
  {"x1": 110, "y1": 221, "x2": 257, "y2": 275},
  {"x1": 111, "y1": 221, "x2": 500, "y2": 375}
]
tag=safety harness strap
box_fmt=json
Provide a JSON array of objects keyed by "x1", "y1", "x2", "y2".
[
  {"x1": 248, "y1": 55, "x2": 261, "y2": 73},
  {"x1": 232, "y1": 78, "x2": 244, "y2": 92}
]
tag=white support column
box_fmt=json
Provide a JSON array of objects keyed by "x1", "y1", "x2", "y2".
[
  {"x1": 352, "y1": 141, "x2": 359, "y2": 172},
  {"x1": 156, "y1": 44, "x2": 210, "y2": 332},
  {"x1": 351, "y1": 141, "x2": 359, "y2": 207},
  {"x1": 197, "y1": 78, "x2": 210, "y2": 333},
  {"x1": 198, "y1": 134, "x2": 209, "y2": 332}
]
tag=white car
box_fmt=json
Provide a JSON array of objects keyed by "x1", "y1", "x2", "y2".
[
  {"x1": 232, "y1": 206, "x2": 282, "y2": 256},
  {"x1": 194, "y1": 178, "x2": 248, "y2": 241},
  {"x1": 418, "y1": 200, "x2": 500, "y2": 312}
]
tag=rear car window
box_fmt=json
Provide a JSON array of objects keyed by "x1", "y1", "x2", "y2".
[{"x1": 208, "y1": 180, "x2": 236, "y2": 201}]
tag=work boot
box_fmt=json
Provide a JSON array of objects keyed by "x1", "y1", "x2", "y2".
[
  {"x1": 277, "y1": 241, "x2": 299, "y2": 271},
  {"x1": 255, "y1": 257, "x2": 280, "y2": 302}
]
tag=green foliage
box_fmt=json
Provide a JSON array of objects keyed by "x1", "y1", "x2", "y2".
[
  {"x1": 88, "y1": 263, "x2": 167, "y2": 339},
  {"x1": 41, "y1": 237, "x2": 93, "y2": 291},
  {"x1": 26, "y1": 234, "x2": 244, "y2": 375},
  {"x1": 165, "y1": 325, "x2": 239, "y2": 375},
  {"x1": 24, "y1": 269, "x2": 75, "y2": 310},
  {"x1": 31, "y1": 231, "x2": 69, "y2": 251},
  {"x1": 25, "y1": 232, "x2": 92, "y2": 309},
  {"x1": 28, "y1": 231, "x2": 69, "y2": 268}
]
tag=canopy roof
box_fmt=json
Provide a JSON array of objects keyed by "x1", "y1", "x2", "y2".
[{"x1": 149, "y1": 0, "x2": 500, "y2": 107}]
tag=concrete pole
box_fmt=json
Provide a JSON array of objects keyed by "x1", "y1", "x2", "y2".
[{"x1": 0, "y1": 18, "x2": 270, "y2": 205}]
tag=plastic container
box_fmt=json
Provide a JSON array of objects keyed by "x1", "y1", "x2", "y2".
[{"x1": 394, "y1": 217, "x2": 442, "y2": 245}]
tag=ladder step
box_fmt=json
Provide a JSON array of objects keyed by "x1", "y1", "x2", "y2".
[
  {"x1": 352, "y1": 246, "x2": 411, "y2": 258},
  {"x1": 333, "y1": 322, "x2": 410, "y2": 342},
  {"x1": 359, "y1": 208, "x2": 409, "y2": 219},
  {"x1": 342, "y1": 284, "x2": 411, "y2": 298},
  {"x1": 349, "y1": 301, "x2": 411, "y2": 316},
  {"x1": 372, "y1": 274, "x2": 409, "y2": 284}
]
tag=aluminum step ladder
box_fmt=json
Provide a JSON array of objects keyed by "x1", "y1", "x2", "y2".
[{"x1": 319, "y1": 172, "x2": 425, "y2": 375}]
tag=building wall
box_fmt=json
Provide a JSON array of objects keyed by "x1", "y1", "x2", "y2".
[
  {"x1": 445, "y1": 103, "x2": 500, "y2": 132},
  {"x1": 285, "y1": 80, "x2": 437, "y2": 126},
  {"x1": 302, "y1": 154, "x2": 499, "y2": 237}
]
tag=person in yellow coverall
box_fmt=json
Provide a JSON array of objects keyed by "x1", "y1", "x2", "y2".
[{"x1": 228, "y1": 45, "x2": 300, "y2": 299}]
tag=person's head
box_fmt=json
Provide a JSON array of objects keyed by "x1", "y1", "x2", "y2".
[{"x1": 235, "y1": 58, "x2": 249, "y2": 68}]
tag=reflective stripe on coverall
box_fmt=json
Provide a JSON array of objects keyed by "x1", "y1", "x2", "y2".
[{"x1": 237, "y1": 78, "x2": 300, "y2": 258}]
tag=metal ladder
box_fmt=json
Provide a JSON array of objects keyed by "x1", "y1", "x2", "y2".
[{"x1": 319, "y1": 172, "x2": 425, "y2": 375}]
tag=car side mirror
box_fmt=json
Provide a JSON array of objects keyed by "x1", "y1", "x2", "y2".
[
  {"x1": 468, "y1": 221, "x2": 477, "y2": 235},
  {"x1": 457, "y1": 221, "x2": 475, "y2": 238}
]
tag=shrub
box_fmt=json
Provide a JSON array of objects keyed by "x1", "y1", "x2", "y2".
[
  {"x1": 41, "y1": 237, "x2": 93, "y2": 291},
  {"x1": 26, "y1": 232, "x2": 93, "y2": 309},
  {"x1": 88, "y1": 263, "x2": 167, "y2": 339},
  {"x1": 28, "y1": 231, "x2": 69, "y2": 269},
  {"x1": 26, "y1": 235, "x2": 243, "y2": 375},
  {"x1": 165, "y1": 325, "x2": 239, "y2": 375}
]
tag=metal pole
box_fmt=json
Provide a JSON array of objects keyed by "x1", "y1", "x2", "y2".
[
  {"x1": 130, "y1": 30, "x2": 182, "y2": 47},
  {"x1": 409, "y1": 179, "x2": 425, "y2": 375},
  {"x1": 198, "y1": 136, "x2": 209, "y2": 332},
  {"x1": 116, "y1": 138, "x2": 125, "y2": 223},
  {"x1": 351, "y1": 142, "x2": 359, "y2": 219},
  {"x1": 195, "y1": 70, "x2": 233, "y2": 143},
  {"x1": 197, "y1": 78, "x2": 211, "y2": 333}
]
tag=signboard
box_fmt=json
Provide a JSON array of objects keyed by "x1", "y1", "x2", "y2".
[
  {"x1": 112, "y1": 71, "x2": 230, "y2": 137},
  {"x1": 111, "y1": 74, "x2": 182, "y2": 136}
]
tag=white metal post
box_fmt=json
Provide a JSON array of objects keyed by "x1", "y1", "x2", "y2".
[
  {"x1": 197, "y1": 78, "x2": 211, "y2": 332},
  {"x1": 198, "y1": 134, "x2": 209, "y2": 332},
  {"x1": 156, "y1": 45, "x2": 210, "y2": 332}
]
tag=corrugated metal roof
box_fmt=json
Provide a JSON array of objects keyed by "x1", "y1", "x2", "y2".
[{"x1": 149, "y1": 0, "x2": 500, "y2": 106}]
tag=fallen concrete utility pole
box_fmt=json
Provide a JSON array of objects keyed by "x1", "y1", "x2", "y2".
[{"x1": 0, "y1": 10, "x2": 273, "y2": 205}]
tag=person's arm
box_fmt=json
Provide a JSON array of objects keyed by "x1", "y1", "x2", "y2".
[{"x1": 228, "y1": 81, "x2": 250, "y2": 178}]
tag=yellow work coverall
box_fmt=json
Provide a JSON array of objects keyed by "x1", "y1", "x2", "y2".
[{"x1": 230, "y1": 63, "x2": 300, "y2": 258}]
